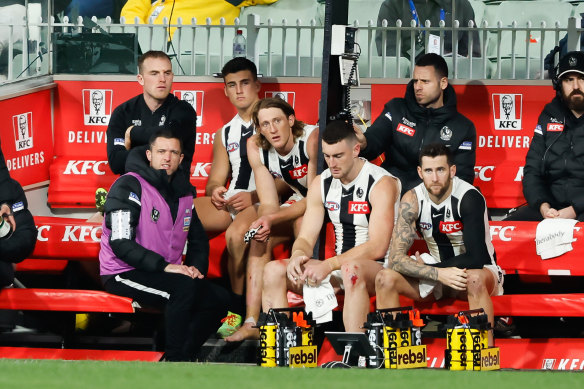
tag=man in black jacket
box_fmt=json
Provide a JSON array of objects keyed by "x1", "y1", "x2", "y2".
[
  {"x1": 512, "y1": 51, "x2": 584, "y2": 221},
  {"x1": 375, "y1": 0, "x2": 480, "y2": 60},
  {"x1": 0, "y1": 142, "x2": 37, "y2": 288},
  {"x1": 357, "y1": 53, "x2": 476, "y2": 195},
  {"x1": 106, "y1": 50, "x2": 197, "y2": 175},
  {"x1": 99, "y1": 128, "x2": 228, "y2": 361}
]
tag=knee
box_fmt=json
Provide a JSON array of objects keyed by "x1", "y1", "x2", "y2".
[
  {"x1": 340, "y1": 260, "x2": 365, "y2": 290},
  {"x1": 375, "y1": 268, "x2": 400, "y2": 294},
  {"x1": 466, "y1": 270, "x2": 488, "y2": 297},
  {"x1": 263, "y1": 260, "x2": 287, "y2": 288}
]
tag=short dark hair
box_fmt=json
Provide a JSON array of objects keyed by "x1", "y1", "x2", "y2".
[
  {"x1": 322, "y1": 120, "x2": 357, "y2": 145},
  {"x1": 149, "y1": 127, "x2": 183, "y2": 154},
  {"x1": 138, "y1": 51, "x2": 171, "y2": 74},
  {"x1": 415, "y1": 53, "x2": 448, "y2": 80},
  {"x1": 418, "y1": 143, "x2": 452, "y2": 166},
  {"x1": 252, "y1": 98, "x2": 305, "y2": 150},
  {"x1": 221, "y1": 57, "x2": 258, "y2": 81}
]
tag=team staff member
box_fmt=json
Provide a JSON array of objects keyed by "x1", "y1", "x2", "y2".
[
  {"x1": 99, "y1": 129, "x2": 228, "y2": 361},
  {"x1": 0, "y1": 176, "x2": 37, "y2": 288},
  {"x1": 225, "y1": 98, "x2": 319, "y2": 341},
  {"x1": 357, "y1": 53, "x2": 476, "y2": 195},
  {"x1": 376, "y1": 144, "x2": 503, "y2": 345},
  {"x1": 260, "y1": 121, "x2": 400, "y2": 335},
  {"x1": 106, "y1": 50, "x2": 196, "y2": 175},
  {"x1": 513, "y1": 51, "x2": 584, "y2": 221}
]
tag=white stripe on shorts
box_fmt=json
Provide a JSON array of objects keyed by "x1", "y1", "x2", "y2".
[{"x1": 114, "y1": 275, "x2": 170, "y2": 300}]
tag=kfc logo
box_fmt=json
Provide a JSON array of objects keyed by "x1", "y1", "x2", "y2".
[
  {"x1": 348, "y1": 201, "x2": 370, "y2": 214},
  {"x1": 63, "y1": 160, "x2": 108, "y2": 175},
  {"x1": 191, "y1": 162, "x2": 211, "y2": 177},
  {"x1": 174, "y1": 90, "x2": 204, "y2": 127},
  {"x1": 489, "y1": 225, "x2": 515, "y2": 242},
  {"x1": 325, "y1": 201, "x2": 340, "y2": 211},
  {"x1": 396, "y1": 123, "x2": 415, "y2": 136},
  {"x1": 265, "y1": 91, "x2": 296, "y2": 107},
  {"x1": 289, "y1": 164, "x2": 308, "y2": 179},
  {"x1": 474, "y1": 166, "x2": 495, "y2": 182},
  {"x1": 62, "y1": 225, "x2": 102, "y2": 242},
  {"x1": 547, "y1": 123, "x2": 564, "y2": 132},
  {"x1": 83, "y1": 89, "x2": 113, "y2": 126},
  {"x1": 439, "y1": 221, "x2": 462, "y2": 233},
  {"x1": 13, "y1": 112, "x2": 33, "y2": 151},
  {"x1": 492, "y1": 94, "x2": 522, "y2": 130}
]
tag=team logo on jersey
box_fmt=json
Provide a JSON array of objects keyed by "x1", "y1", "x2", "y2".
[
  {"x1": 83, "y1": 89, "x2": 113, "y2": 126},
  {"x1": 265, "y1": 91, "x2": 296, "y2": 107},
  {"x1": 325, "y1": 201, "x2": 340, "y2": 211},
  {"x1": 396, "y1": 123, "x2": 415, "y2": 137},
  {"x1": 289, "y1": 164, "x2": 308, "y2": 179},
  {"x1": 227, "y1": 142, "x2": 239, "y2": 153},
  {"x1": 439, "y1": 220, "x2": 462, "y2": 233},
  {"x1": 356, "y1": 187, "x2": 364, "y2": 198},
  {"x1": 151, "y1": 208, "x2": 160, "y2": 222},
  {"x1": 419, "y1": 222, "x2": 432, "y2": 230},
  {"x1": 547, "y1": 123, "x2": 564, "y2": 132},
  {"x1": 270, "y1": 170, "x2": 283, "y2": 179},
  {"x1": 294, "y1": 155, "x2": 300, "y2": 165},
  {"x1": 12, "y1": 112, "x2": 33, "y2": 151},
  {"x1": 174, "y1": 90, "x2": 204, "y2": 127},
  {"x1": 440, "y1": 126, "x2": 452, "y2": 141},
  {"x1": 492, "y1": 94, "x2": 522, "y2": 130},
  {"x1": 348, "y1": 201, "x2": 370, "y2": 214}
]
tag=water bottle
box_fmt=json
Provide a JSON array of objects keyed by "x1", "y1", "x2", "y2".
[
  {"x1": 0, "y1": 217, "x2": 12, "y2": 239},
  {"x1": 233, "y1": 29, "x2": 246, "y2": 58}
]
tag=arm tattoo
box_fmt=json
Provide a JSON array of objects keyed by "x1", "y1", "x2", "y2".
[{"x1": 388, "y1": 194, "x2": 439, "y2": 281}]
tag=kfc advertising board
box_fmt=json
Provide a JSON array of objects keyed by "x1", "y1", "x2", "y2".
[
  {"x1": 0, "y1": 89, "x2": 53, "y2": 187},
  {"x1": 371, "y1": 84, "x2": 556, "y2": 208},
  {"x1": 49, "y1": 80, "x2": 321, "y2": 207}
]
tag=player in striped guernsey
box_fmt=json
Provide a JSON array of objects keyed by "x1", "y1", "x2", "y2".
[
  {"x1": 193, "y1": 58, "x2": 263, "y2": 333},
  {"x1": 376, "y1": 143, "x2": 503, "y2": 345},
  {"x1": 225, "y1": 97, "x2": 319, "y2": 341},
  {"x1": 261, "y1": 120, "x2": 400, "y2": 334}
]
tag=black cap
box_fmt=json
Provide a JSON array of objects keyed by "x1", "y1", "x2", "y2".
[{"x1": 558, "y1": 51, "x2": 584, "y2": 79}]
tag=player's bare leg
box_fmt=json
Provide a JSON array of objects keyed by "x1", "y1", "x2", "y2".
[
  {"x1": 375, "y1": 268, "x2": 422, "y2": 308},
  {"x1": 460, "y1": 268, "x2": 496, "y2": 346},
  {"x1": 224, "y1": 206, "x2": 258, "y2": 295},
  {"x1": 193, "y1": 197, "x2": 232, "y2": 232},
  {"x1": 341, "y1": 259, "x2": 383, "y2": 332}
]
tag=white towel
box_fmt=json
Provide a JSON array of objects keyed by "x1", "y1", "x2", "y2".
[
  {"x1": 535, "y1": 218, "x2": 578, "y2": 260},
  {"x1": 303, "y1": 275, "x2": 338, "y2": 324},
  {"x1": 416, "y1": 253, "x2": 443, "y2": 300}
]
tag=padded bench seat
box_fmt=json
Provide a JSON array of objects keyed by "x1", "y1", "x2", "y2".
[{"x1": 0, "y1": 288, "x2": 135, "y2": 313}]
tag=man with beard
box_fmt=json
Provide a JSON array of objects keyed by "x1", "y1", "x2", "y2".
[
  {"x1": 376, "y1": 143, "x2": 503, "y2": 346},
  {"x1": 356, "y1": 53, "x2": 476, "y2": 195},
  {"x1": 510, "y1": 51, "x2": 584, "y2": 221}
]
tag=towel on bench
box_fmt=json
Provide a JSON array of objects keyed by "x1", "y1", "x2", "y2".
[{"x1": 536, "y1": 218, "x2": 578, "y2": 260}]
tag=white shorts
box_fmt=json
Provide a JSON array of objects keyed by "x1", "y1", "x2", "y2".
[{"x1": 281, "y1": 192, "x2": 303, "y2": 208}]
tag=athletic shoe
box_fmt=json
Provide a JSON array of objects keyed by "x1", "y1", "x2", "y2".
[
  {"x1": 216, "y1": 311, "x2": 242, "y2": 338},
  {"x1": 95, "y1": 188, "x2": 108, "y2": 214}
]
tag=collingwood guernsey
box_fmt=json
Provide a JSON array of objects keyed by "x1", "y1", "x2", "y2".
[
  {"x1": 414, "y1": 176, "x2": 496, "y2": 266},
  {"x1": 321, "y1": 159, "x2": 400, "y2": 264},
  {"x1": 221, "y1": 114, "x2": 255, "y2": 193},
  {"x1": 260, "y1": 125, "x2": 317, "y2": 198}
]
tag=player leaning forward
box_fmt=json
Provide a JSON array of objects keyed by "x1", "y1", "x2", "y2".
[
  {"x1": 376, "y1": 143, "x2": 503, "y2": 345},
  {"x1": 262, "y1": 120, "x2": 401, "y2": 332}
]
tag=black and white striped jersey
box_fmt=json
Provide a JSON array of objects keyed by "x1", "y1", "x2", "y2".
[
  {"x1": 259, "y1": 125, "x2": 317, "y2": 198},
  {"x1": 414, "y1": 176, "x2": 496, "y2": 267},
  {"x1": 221, "y1": 114, "x2": 255, "y2": 193},
  {"x1": 321, "y1": 159, "x2": 400, "y2": 263}
]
